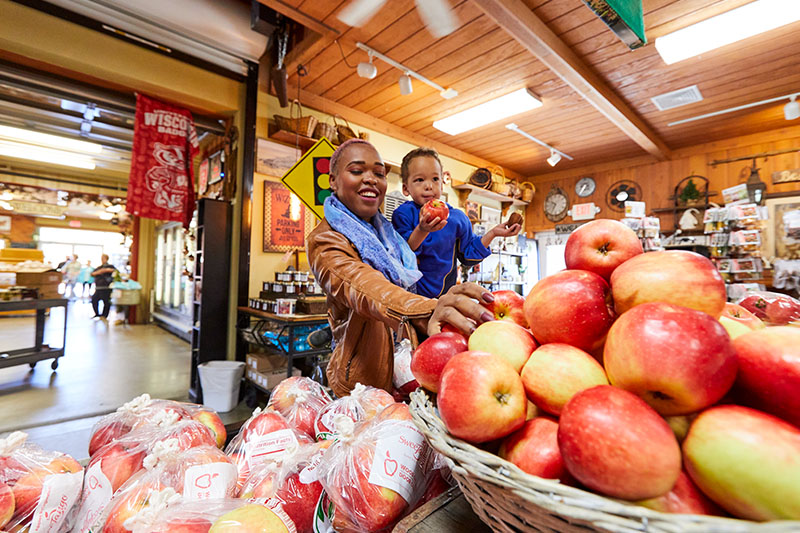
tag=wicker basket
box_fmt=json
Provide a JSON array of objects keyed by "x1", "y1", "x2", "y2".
[
  {"x1": 313, "y1": 119, "x2": 336, "y2": 141},
  {"x1": 489, "y1": 166, "x2": 511, "y2": 196},
  {"x1": 274, "y1": 100, "x2": 318, "y2": 138},
  {"x1": 334, "y1": 114, "x2": 357, "y2": 144},
  {"x1": 469, "y1": 168, "x2": 493, "y2": 190},
  {"x1": 409, "y1": 390, "x2": 798, "y2": 533},
  {"x1": 520, "y1": 182, "x2": 535, "y2": 202}
]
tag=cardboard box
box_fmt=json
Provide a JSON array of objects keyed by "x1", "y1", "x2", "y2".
[
  {"x1": 15, "y1": 272, "x2": 61, "y2": 286},
  {"x1": 246, "y1": 353, "x2": 300, "y2": 390}
]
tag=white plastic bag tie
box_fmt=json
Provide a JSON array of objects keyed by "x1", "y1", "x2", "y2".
[
  {"x1": 143, "y1": 438, "x2": 180, "y2": 470},
  {"x1": 122, "y1": 487, "x2": 182, "y2": 532},
  {"x1": 119, "y1": 394, "x2": 152, "y2": 414},
  {"x1": 0, "y1": 431, "x2": 27, "y2": 456},
  {"x1": 152, "y1": 409, "x2": 181, "y2": 428}
]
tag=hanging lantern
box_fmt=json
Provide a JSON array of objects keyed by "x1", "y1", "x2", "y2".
[{"x1": 745, "y1": 159, "x2": 767, "y2": 205}]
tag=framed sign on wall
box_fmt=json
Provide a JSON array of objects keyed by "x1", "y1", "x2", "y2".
[{"x1": 263, "y1": 181, "x2": 315, "y2": 252}]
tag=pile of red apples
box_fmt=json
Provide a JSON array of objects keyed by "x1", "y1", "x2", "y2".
[{"x1": 411, "y1": 218, "x2": 800, "y2": 522}]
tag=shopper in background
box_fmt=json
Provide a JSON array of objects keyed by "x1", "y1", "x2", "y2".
[
  {"x1": 91, "y1": 254, "x2": 117, "y2": 320},
  {"x1": 77, "y1": 260, "x2": 94, "y2": 299},
  {"x1": 392, "y1": 147, "x2": 521, "y2": 298},
  {"x1": 63, "y1": 254, "x2": 82, "y2": 299},
  {"x1": 307, "y1": 139, "x2": 495, "y2": 397}
]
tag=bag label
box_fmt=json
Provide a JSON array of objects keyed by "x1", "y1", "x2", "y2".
[
  {"x1": 367, "y1": 421, "x2": 429, "y2": 503},
  {"x1": 183, "y1": 462, "x2": 238, "y2": 500},
  {"x1": 73, "y1": 462, "x2": 113, "y2": 533},
  {"x1": 298, "y1": 449, "x2": 326, "y2": 484},
  {"x1": 244, "y1": 429, "x2": 298, "y2": 466},
  {"x1": 312, "y1": 491, "x2": 334, "y2": 533},
  {"x1": 30, "y1": 470, "x2": 84, "y2": 533}
]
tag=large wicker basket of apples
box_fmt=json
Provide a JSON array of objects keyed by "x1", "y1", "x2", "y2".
[{"x1": 407, "y1": 219, "x2": 800, "y2": 533}]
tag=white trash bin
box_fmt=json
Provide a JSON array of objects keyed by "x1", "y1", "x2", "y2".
[{"x1": 198, "y1": 360, "x2": 245, "y2": 412}]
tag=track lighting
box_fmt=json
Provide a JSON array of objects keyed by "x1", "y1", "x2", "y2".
[
  {"x1": 546, "y1": 149, "x2": 562, "y2": 167},
  {"x1": 355, "y1": 42, "x2": 457, "y2": 99},
  {"x1": 398, "y1": 74, "x2": 413, "y2": 95},
  {"x1": 356, "y1": 53, "x2": 377, "y2": 79},
  {"x1": 505, "y1": 124, "x2": 573, "y2": 167},
  {"x1": 786, "y1": 94, "x2": 800, "y2": 121}
]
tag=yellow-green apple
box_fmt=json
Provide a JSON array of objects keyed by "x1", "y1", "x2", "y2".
[
  {"x1": 467, "y1": 321, "x2": 537, "y2": 373},
  {"x1": 664, "y1": 415, "x2": 695, "y2": 443},
  {"x1": 191, "y1": 410, "x2": 227, "y2": 448},
  {"x1": 564, "y1": 219, "x2": 643, "y2": 281},
  {"x1": 267, "y1": 377, "x2": 332, "y2": 439},
  {"x1": 732, "y1": 326, "x2": 800, "y2": 427},
  {"x1": 152, "y1": 517, "x2": 212, "y2": 533},
  {"x1": 89, "y1": 422, "x2": 133, "y2": 458},
  {"x1": 410, "y1": 332, "x2": 468, "y2": 393},
  {"x1": 524, "y1": 270, "x2": 614, "y2": 353},
  {"x1": 637, "y1": 470, "x2": 724, "y2": 516},
  {"x1": 88, "y1": 440, "x2": 147, "y2": 493},
  {"x1": 558, "y1": 385, "x2": 681, "y2": 500},
  {"x1": 208, "y1": 504, "x2": 291, "y2": 533},
  {"x1": 0, "y1": 481, "x2": 13, "y2": 529},
  {"x1": 610, "y1": 250, "x2": 726, "y2": 318},
  {"x1": 438, "y1": 351, "x2": 526, "y2": 443},
  {"x1": 520, "y1": 343, "x2": 608, "y2": 416},
  {"x1": 499, "y1": 417, "x2": 573, "y2": 483},
  {"x1": 12, "y1": 456, "x2": 82, "y2": 521},
  {"x1": 604, "y1": 302, "x2": 737, "y2": 416},
  {"x1": 683, "y1": 405, "x2": 800, "y2": 520},
  {"x1": 719, "y1": 302, "x2": 765, "y2": 339},
  {"x1": 481, "y1": 290, "x2": 528, "y2": 328}
]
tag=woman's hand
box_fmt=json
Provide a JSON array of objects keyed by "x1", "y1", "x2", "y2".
[{"x1": 427, "y1": 283, "x2": 495, "y2": 337}]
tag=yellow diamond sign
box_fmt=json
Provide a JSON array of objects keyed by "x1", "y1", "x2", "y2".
[{"x1": 280, "y1": 137, "x2": 336, "y2": 220}]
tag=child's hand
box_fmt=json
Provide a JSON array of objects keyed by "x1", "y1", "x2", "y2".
[
  {"x1": 490, "y1": 222, "x2": 521, "y2": 238},
  {"x1": 418, "y1": 215, "x2": 447, "y2": 233}
]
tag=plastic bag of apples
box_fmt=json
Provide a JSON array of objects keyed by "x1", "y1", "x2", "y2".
[
  {"x1": 736, "y1": 290, "x2": 800, "y2": 326},
  {"x1": 312, "y1": 383, "x2": 395, "y2": 442},
  {"x1": 0, "y1": 431, "x2": 84, "y2": 533},
  {"x1": 266, "y1": 376, "x2": 333, "y2": 439},
  {"x1": 93, "y1": 439, "x2": 237, "y2": 533}
]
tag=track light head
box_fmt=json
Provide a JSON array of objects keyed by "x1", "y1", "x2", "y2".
[
  {"x1": 398, "y1": 74, "x2": 413, "y2": 95},
  {"x1": 785, "y1": 94, "x2": 800, "y2": 121},
  {"x1": 547, "y1": 149, "x2": 562, "y2": 167},
  {"x1": 357, "y1": 54, "x2": 377, "y2": 79}
]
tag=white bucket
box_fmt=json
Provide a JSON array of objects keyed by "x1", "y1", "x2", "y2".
[{"x1": 198, "y1": 360, "x2": 245, "y2": 412}]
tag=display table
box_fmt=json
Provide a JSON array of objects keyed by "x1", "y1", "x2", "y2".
[
  {"x1": 393, "y1": 488, "x2": 490, "y2": 533},
  {"x1": 0, "y1": 298, "x2": 68, "y2": 370}
]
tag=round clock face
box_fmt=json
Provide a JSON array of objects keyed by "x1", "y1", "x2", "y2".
[
  {"x1": 544, "y1": 186, "x2": 569, "y2": 222},
  {"x1": 575, "y1": 176, "x2": 596, "y2": 197}
]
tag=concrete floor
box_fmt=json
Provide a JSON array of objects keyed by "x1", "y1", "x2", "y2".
[{"x1": 0, "y1": 299, "x2": 191, "y2": 458}]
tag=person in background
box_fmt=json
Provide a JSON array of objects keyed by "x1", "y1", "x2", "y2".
[
  {"x1": 56, "y1": 256, "x2": 70, "y2": 271},
  {"x1": 63, "y1": 254, "x2": 82, "y2": 299},
  {"x1": 77, "y1": 260, "x2": 94, "y2": 299},
  {"x1": 307, "y1": 139, "x2": 495, "y2": 397},
  {"x1": 91, "y1": 254, "x2": 117, "y2": 320},
  {"x1": 391, "y1": 147, "x2": 521, "y2": 298}
]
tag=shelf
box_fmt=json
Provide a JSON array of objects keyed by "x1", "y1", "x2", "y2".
[
  {"x1": 268, "y1": 124, "x2": 332, "y2": 151},
  {"x1": 652, "y1": 203, "x2": 717, "y2": 213},
  {"x1": 451, "y1": 183, "x2": 529, "y2": 215},
  {"x1": 496, "y1": 251, "x2": 526, "y2": 257}
]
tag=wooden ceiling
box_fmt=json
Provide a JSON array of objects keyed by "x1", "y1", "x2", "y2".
[{"x1": 268, "y1": 0, "x2": 800, "y2": 178}]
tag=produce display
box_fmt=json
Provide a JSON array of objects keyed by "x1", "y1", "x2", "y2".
[{"x1": 410, "y1": 219, "x2": 800, "y2": 524}]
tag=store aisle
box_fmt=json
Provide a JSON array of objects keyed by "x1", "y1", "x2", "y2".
[{"x1": 0, "y1": 300, "x2": 190, "y2": 434}]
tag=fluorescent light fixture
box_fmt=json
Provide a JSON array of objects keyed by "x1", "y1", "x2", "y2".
[
  {"x1": 786, "y1": 94, "x2": 800, "y2": 120},
  {"x1": 355, "y1": 42, "x2": 457, "y2": 99},
  {"x1": 0, "y1": 140, "x2": 97, "y2": 169},
  {"x1": 0, "y1": 201, "x2": 12, "y2": 211},
  {"x1": 0, "y1": 192, "x2": 12, "y2": 201},
  {"x1": 106, "y1": 204, "x2": 124, "y2": 213},
  {"x1": 546, "y1": 149, "x2": 562, "y2": 167},
  {"x1": 505, "y1": 123, "x2": 573, "y2": 163},
  {"x1": 668, "y1": 91, "x2": 800, "y2": 126},
  {"x1": 0, "y1": 125, "x2": 102, "y2": 154},
  {"x1": 655, "y1": 0, "x2": 800, "y2": 65},
  {"x1": 433, "y1": 89, "x2": 542, "y2": 136}
]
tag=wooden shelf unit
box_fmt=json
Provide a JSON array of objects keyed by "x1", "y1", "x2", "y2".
[{"x1": 451, "y1": 183, "x2": 528, "y2": 216}]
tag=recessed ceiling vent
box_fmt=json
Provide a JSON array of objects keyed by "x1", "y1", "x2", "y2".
[{"x1": 651, "y1": 85, "x2": 703, "y2": 111}]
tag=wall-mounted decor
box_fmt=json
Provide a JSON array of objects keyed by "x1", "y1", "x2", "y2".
[
  {"x1": 606, "y1": 180, "x2": 641, "y2": 212},
  {"x1": 465, "y1": 200, "x2": 480, "y2": 222},
  {"x1": 263, "y1": 180, "x2": 314, "y2": 252},
  {"x1": 197, "y1": 158, "x2": 209, "y2": 195},
  {"x1": 480, "y1": 205, "x2": 501, "y2": 227},
  {"x1": 765, "y1": 196, "x2": 800, "y2": 260},
  {"x1": 0, "y1": 215, "x2": 10, "y2": 233},
  {"x1": 256, "y1": 138, "x2": 300, "y2": 177},
  {"x1": 208, "y1": 151, "x2": 223, "y2": 186},
  {"x1": 773, "y1": 168, "x2": 800, "y2": 185}
]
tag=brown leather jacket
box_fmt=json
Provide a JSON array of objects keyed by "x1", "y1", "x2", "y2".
[{"x1": 307, "y1": 219, "x2": 437, "y2": 398}]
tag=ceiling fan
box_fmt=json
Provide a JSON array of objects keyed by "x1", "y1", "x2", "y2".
[{"x1": 337, "y1": 0, "x2": 457, "y2": 38}]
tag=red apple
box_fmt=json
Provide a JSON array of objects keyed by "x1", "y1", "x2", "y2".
[
  {"x1": 520, "y1": 343, "x2": 608, "y2": 416},
  {"x1": 637, "y1": 470, "x2": 724, "y2": 516},
  {"x1": 89, "y1": 422, "x2": 133, "y2": 458},
  {"x1": 160, "y1": 420, "x2": 218, "y2": 451},
  {"x1": 440, "y1": 323, "x2": 463, "y2": 335},
  {"x1": 558, "y1": 385, "x2": 681, "y2": 500},
  {"x1": 732, "y1": 326, "x2": 800, "y2": 427},
  {"x1": 468, "y1": 320, "x2": 537, "y2": 373},
  {"x1": 481, "y1": 290, "x2": 528, "y2": 328},
  {"x1": 89, "y1": 440, "x2": 147, "y2": 493},
  {"x1": 610, "y1": 250, "x2": 726, "y2": 318},
  {"x1": 240, "y1": 410, "x2": 291, "y2": 442},
  {"x1": 267, "y1": 377, "x2": 332, "y2": 439},
  {"x1": 721, "y1": 302, "x2": 764, "y2": 330},
  {"x1": 12, "y1": 456, "x2": 82, "y2": 521},
  {"x1": 152, "y1": 517, "x2": 212, "y2": 533},
  {"x1": 0, "y1": 481, "x2": 13, "y2": 529},
  {"x1": 683, "y1": 405, "x2": 800, "y2": 520},
  {"x1": 604, "y1": 302, "x2": 737, "y2": 416},
  {"x1": 737, "y1": 293, "x2": 768, "y2": 319},
  {"x1": 765, "y1": 296, "x2": 800, "y2": 325},
  {"x1": 251, "y1": 471, "x2": 321, "y2": 533},
  {"x1": 438, "y1": 351, "x2": 526, "y2": 443},
  {"x1": 524, "y1": 270, "x2": 614, "y2": 353},
  {"x1": 499, "y1": 417, "x2": 572, "y2": 482},
  {"x1": 564, "y1": 219, "x2": 643, "y2": 281},
  {"x1": 102, "y1": 481, "x2": 162, "y2": 533},
  {"x1": 191, "y1": 410, "x2": 227, "y2": 449},
  {"x1": 420, "y1": 199, "x2": 449, "y2": 223},
  {"x1": 410, "y1": 332, "x2": 468, "y2": 393}
]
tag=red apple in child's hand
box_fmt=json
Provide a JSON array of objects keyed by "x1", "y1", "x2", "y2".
[
  {"x1": 420, "y1": 199, "x2": 449, "y2": 223},
  {"x1": 410, "y1": 332, "x2": 468, "y2": 393},
  {"x1": 558, "y1": 385, "x2": 681, "y2": 501},
  {"x1": 481, "y1": 290, "x2": 528, "y2": 328},
  {"x1": 499, "y1": 417, "x2": 572, "y2": 482},
  {"x1": 564, "y1": 219, "x2": 643, "y2": 281}
]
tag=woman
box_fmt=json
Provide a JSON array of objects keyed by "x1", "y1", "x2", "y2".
[{"x1": 307, "y1": 139, "x2": 495, "y2": 397}]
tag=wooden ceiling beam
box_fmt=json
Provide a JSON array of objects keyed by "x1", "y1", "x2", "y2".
[
  {"x1": 298, "y1": 89, "x2": 524, "y2": 181},
  {"x1": 471, "y1": 0, "x2": 671, "y2": 160}
]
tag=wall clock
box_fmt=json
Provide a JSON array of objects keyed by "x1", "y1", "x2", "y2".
[
  {"x1": 575, "y1": 176, "x2": 596, "y2": 197},
  {"x1": 606, "y1": 180, "x2": 641, "y2": 212},
  {"x1": 544, "y1": 185, "x2": 569, "y2": 222}
]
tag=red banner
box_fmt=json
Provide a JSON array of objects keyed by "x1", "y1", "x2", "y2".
[{"x1": 126, "y1": 94, "x2": 199, "y2": 228}]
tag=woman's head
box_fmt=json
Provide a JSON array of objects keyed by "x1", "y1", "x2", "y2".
[
  {"x1": 329, "y1": 139, "x2": 387, "y2": 221},
  {"x1": 400, "y1": 148, "x2": 443, "y2": 205}
]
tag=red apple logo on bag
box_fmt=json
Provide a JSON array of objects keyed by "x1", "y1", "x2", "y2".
[{"x1": 383, "y1": 450, "x2": 398, "y2": 477}]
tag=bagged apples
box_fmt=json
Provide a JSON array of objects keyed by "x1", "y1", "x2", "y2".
[
  {"x1": 317, "y1": 403, "x2": 437, "y2": 532},
  {"x1": 313, "y1": 383, "x2": 394, "y2": 441},
  {"x1": 392, "y1": 339, "x2": 420, "y2": 400},
  {"x1": 133, "y1": 498, "x2": 296, "y2": 533},
  {"x1": 737, "y1": 290, "x2": 800, "y2": 326},
  {"x1": 0, "y1": 431, "x2": 84, "y2": 533},
  {"x1": 97, "y1": 440, "x2": 237, "y2": 533},
  {"x1": 267, "y1": 377, "x2": 332, "y2": 439}
]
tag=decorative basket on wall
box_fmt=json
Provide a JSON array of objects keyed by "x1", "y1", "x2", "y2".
[
  {"x1": 334, "y1": 114, "x2": 357, "y2": 144},
  {"x1": 273, "y1": 99, "x2": 318, "y2": 138},
  {"x1": 409, "y1": 390, "x2": 796, "y2": 533},
  {"x1": 488, "y1": 165, "x2": 511, "y2": 195},
  {"x1": 312, "y1": 118, "x2": 336, "y2": 141},
  {"x1": 468, "y1": 167, "x2": 493, "y2": 190},
  {"x1": 520, "y1": 182, "x2": 535, "y2": 202}
]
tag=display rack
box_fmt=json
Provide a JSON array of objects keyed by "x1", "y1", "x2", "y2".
[{"x1": 0, "y1": 298, "x2": 67, "y2": 370}]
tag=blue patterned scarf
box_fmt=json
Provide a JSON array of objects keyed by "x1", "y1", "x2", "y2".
[{"x1": 324, "y1": 194, "x2": 422, "y2": 291}]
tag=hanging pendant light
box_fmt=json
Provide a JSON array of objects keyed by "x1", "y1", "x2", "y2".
[{"x1": 745, "y1": 159, "x2": 767, "y2": 205}]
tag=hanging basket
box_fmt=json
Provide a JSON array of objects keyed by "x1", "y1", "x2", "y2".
[
  {"x1": 333, "y1": 114, "x2": 358, "y2": 144},
  {"x1": 520, "y1": 182, "x2": 535, "y2": 202},
  {"x1": 273, "y1": 99, "x2": 318, "y2": 138},
  {"x1": 468, "y1": 168, "x2": 493, "y2": 190}
]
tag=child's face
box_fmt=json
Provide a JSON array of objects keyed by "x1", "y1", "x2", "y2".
[
  {"x1": 330, "y1": 144, "x2": 387, "y2": 221},
  {"x1": 403, "y1": 156, "x2": 442, "y2": 205}
]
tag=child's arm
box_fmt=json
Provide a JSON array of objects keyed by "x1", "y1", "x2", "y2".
[
  {"x1": 407, "y1": 216, "x2": 447, "y2": 251},
  {"x1": 481, "y1": 222, "x2": 521, "y2": 248}
]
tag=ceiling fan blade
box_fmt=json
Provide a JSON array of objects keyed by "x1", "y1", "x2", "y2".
[
  {"x1": 415, "y1": 0, "x2": 457, "y2": 38},
  {"x1": 337, "y1": 0, "x2": 388, "y2": 28}
]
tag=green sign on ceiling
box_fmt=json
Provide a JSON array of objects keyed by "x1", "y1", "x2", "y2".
[{"x1": 583, "y1": 0, "x2": 646, "y2": 50}]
